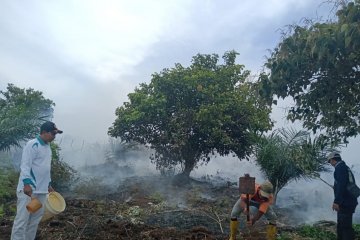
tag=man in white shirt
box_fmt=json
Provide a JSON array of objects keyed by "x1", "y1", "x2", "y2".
[{"x1": 11, "y1": 121, "x2": 63, "y2": 240}]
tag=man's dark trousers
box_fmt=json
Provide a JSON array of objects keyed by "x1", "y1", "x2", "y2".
[{"x1": 337, "y1": 207, "x2": 355, "y2": 240}]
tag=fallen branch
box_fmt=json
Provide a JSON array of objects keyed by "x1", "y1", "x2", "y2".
[
  {"x1": 213, "y1": 210, "x2": 224, "y2": 233},
  {"x1": 76, "y1": 223, "x2": 88, "y2": 239},
  {"x1": 66, "y1": 220, "x2": 77, "y2": 229},
  {"x1": 195, "y1": 208, "x2": 225, "y2": 233}
]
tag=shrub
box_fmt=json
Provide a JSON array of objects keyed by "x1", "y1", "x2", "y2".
[
  {"x1": 353, "y1": 224, "x2": 360, "y2": 239},
  {"x1": 0, "y1": 167, "x2": 18, "y2": 217},
  {"x1": 50, "y1": 143, "x2": 78, "y2": 192}
]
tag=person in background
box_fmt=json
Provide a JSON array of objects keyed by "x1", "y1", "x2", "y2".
[
  {"x1": 328, "y1": 152, "x2": 358, "y2": 240},
  {"x1": 11, "y1": 121, "x2": 63, "y2": 240},
  {"x1": 228, "y1": 181, "x2": 277, "y2": 240}
]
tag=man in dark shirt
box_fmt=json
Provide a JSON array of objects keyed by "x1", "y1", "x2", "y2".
[{"x1": 328, "y1": 152, "x2": 358, "y2": 240}]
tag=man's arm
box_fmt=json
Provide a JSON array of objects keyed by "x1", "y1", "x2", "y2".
[
  {"x1": 48, "y1": 182, "x2": 54, "y2": 192},
  {"x1": 20, "y1": 142, "x2": 36, "y2": 196}
]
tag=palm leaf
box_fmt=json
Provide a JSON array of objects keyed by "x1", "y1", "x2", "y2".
[{"x1": 255, "y1": 128, "x2": 333, "y2": 203}]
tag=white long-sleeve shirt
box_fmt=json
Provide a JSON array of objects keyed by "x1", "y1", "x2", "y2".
[{"x1": 16, "y1": 136, "x2": 52, "y2": 194}]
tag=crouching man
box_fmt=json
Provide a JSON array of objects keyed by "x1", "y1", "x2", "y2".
[{"x1": 229, "y1": 181, "x2": 277, "y2": 240}]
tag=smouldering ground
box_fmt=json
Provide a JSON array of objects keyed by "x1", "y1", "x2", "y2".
[{"x1": 1, "y1": 175, "x2": 338, "y2": 240}]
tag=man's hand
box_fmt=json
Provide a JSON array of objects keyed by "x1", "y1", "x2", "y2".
[
  {"x1": 240, "y1": 200, "x2": 248, "y2": 214},
  {"x1": 247, "y1": 218, "x2": 255, "y2": 226},
  {"x1": 48, "y1": 186, "x2": 55, "y2": 193},
  {"x1": 23, "y1": 184, "x2": 32, "y2": 197},
  {"x1": 332, "y1": 203, "x2": 340, "y2": 212},
  {"x1": 240, "y1": 200, "x2": 247, "y2": 208}
]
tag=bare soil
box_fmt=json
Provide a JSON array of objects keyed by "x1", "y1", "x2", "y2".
[{"x1": 0, "y1": 175, "x2": 336, "y2": 240}]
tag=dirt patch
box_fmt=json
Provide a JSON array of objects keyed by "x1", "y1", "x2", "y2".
[{"x1": 0, "y1": 175, "x2": 337, "y2": 240}]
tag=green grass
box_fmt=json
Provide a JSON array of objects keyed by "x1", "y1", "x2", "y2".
[
  {"x1": 298, "y1": 225, "x2": 336, "y2": 239},
  {"x1": 278, "y1": 224, "x2": 360, "y2": 240}
]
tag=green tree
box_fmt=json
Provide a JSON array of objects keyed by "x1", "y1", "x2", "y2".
[
  {"x1": 255, "y1": 128, "x2": 331, "y2": 202},
  {"x1": 109, "y1": 51, "x2": 272, "y2": 178},
  {"x1": 0, "y1": 84, "x2": 54, "y2": 151},
  {"x1": 259, "y1": 1, "x2": 360, "y2": 145}
]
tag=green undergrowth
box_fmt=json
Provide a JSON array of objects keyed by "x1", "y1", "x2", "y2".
[
  {"x1": 298, "y1": 225, "x2": 336, "y2": 239},
  {"x1": 50, "y1": 143, "x2": 79, "y2": 192},
  {"x1": 278, "y1": 224, "x2": 360, "y2": 240},
  {"x1": 0, "y1": 167, "x2": 18, "y2": 218}
]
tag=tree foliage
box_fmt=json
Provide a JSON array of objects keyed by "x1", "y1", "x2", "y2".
[
  {"x1": 255, "y1": 128, "x2": 331, "y2": 201},
  {"x1": 259, "y1": 0, "x2": 360, "y2": 145},
  {"x1": 109, "y1": 51, "x2": 272, "y2": 176},
  {"x1": 0, "y1": 84, "x2": 54, "y2": 151}
]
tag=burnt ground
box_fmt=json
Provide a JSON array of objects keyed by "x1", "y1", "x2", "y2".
[{"x1": 0, "y1": 175, "x2": 337, "y2": 240}]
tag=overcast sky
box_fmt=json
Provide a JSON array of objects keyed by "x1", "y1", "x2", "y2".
[{"x1": 0, "y1": 0, "x2": 342, "y2": 144}]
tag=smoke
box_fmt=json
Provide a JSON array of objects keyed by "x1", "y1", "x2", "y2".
[
  {"x1": 6, "y1": 133, "x2": 360, "y2": 225},
  {"x1": 192, "y1": 153, "x2": 360, "y2": 225},
  {"x1": 191, "y1": 156, "x2": 264, "y2": 184},
  {"x1": 56, "y1": 135, "x2": 158, "y2": 185}
]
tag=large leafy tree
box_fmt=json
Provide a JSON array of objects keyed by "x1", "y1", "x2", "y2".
[
  {"x1": 259, "y1": 1, "x2": 360, "y2": 145},
  {"x1": 109, "y1": 51, "x2": 272, "y2": 177},
  {"x1": 255, "y1": 128, "x2": 331, "y2": 202},
  {"x1": 0, "y1": 83, "x2": 54, "y2": 151}
]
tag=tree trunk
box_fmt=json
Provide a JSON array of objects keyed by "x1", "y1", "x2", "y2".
[
  {"x1": 183, "y1": 159, "x2": 195, "y2": 177},
  {"x1": 273, "y1": 180, "x2": 279, "y2": 205},
  {"x1": 171, "y1": 156, "x2": 196, "y2": 186}
]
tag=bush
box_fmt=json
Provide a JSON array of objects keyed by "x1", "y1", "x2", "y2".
[
  {"x1": 353, "y1": 224, "x2": 360, "y2": 239},
  {"x1": 50, "y1": 143, "x2": 78, "y2": 192},
  {"x1": 0, "y1": 168, "x2": 18, "y2": 217}
]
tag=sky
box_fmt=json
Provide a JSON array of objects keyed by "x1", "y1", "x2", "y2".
[
  {"x1": 2, "y1": 0, "x2": 359, "y2": 167},
  {"x1": 0, "y1": 0, "x2": 336, "y2": 142}
]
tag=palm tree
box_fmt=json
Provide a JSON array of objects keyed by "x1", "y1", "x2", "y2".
[
  {"x1": 254, "y1": 128, "x2": 333, "y2": 203},
  {"x1": 0, "y1": 84, "x2": 54, "y2": 151}
]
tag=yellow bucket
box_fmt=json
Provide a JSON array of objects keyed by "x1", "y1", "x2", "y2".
[{"x1": 41, "y1": 192, "x2": 66, "y2": 222}]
